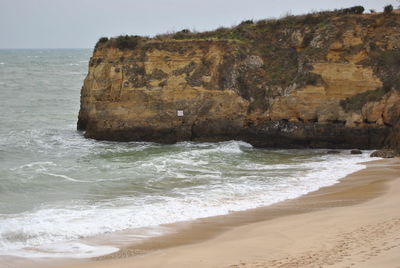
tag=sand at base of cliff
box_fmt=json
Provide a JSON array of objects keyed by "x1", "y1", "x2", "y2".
[{"x1": 65, "y1": 158, "x2": 400, "y2": 268}]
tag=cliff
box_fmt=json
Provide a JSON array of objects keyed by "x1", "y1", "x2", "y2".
[{"x1": 78, "y1": 9, "x2": 400, "y2": 150}]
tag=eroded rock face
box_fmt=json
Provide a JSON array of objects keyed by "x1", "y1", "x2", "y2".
[
  {"x1": 78, "y1": 41, "x2": 250, "y2": 142},
  {"x1": 78, "y1": 12, "x2": 400, "y2": 150}
]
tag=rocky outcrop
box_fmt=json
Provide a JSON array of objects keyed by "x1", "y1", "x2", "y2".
[
  {"x1": 78, "y1": 10, "x2": 400, "y2": 150},
  {"x1": 370, "y1": 149, "x2": 398, "y2": 158},
  {"x1": 351, "y1": 149, "x2": 363, "y2": 154}
]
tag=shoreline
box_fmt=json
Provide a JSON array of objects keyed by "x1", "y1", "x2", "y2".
[
  {"x1": 60, "y1": 157, "x2": 400, "y2": 268},
  {"x1": 2, "y1": 157, "x2": 398, "y2": 268}
]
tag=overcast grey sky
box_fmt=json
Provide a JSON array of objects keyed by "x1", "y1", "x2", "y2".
[{"x1": 0, "y1": 0, "x2": 398, "y2": 48}]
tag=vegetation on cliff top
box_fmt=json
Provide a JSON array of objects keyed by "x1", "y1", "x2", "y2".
[
  {"x1": 94, "y1": 5, "x2": 398, "y2": 52},
  {"x1": 153, "y1": 6, "x2": 366, "y2": 42},
  {"x1": 95, "y1": 35, "x2": 149, "y2": 50},
  {"x1": 94, "y1": 5, "x2": 372, "y2": 50},
  {"x1": 384, "y1": 4, "x2": 394, "y2": 14}
]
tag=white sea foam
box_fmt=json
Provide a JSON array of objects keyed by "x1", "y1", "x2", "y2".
[
  {"x1": 44, "y1": 172, "x2": 90, "y2": 183},
  {"x1": 0, "y1": 146, "x2": 373, "y2": 258},
  {"x1": 12, "y1": 161, "x2": 56, "y2": 171},
  {"x1": 0, "y1": 241, "x2": 118, "y2": 259}
]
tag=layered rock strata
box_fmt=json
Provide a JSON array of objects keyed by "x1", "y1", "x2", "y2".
[{"x1": 78, "y1": 11, "x2": 400, "y2": 149}]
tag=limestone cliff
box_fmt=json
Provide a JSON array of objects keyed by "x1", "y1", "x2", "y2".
[{"x1": 78, "y1": 9, "x2": 400, "y2": 150}]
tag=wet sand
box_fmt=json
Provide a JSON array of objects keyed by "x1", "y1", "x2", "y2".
[{"x1": 61, "y1": 158, "x2": 400, "y2": 268}]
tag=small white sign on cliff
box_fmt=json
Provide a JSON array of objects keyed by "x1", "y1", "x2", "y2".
[{"x1": 177, "y1": 110, "x2": 184, "y2": 117}]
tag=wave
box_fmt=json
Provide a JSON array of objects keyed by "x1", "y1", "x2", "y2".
[
  {"x1": 0, "y1": 145, "x2": 372, "y2": 258},
  {"x1": 44, "y1": 173, "x2": 90, "y2": 183},
  {"x1": 11, "y1": 161, "x2": 56, "y2": 171}
]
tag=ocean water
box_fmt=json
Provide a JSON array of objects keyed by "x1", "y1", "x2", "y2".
[{"x1": 0, "y1": 49, "x2": 372, "y2": 259}]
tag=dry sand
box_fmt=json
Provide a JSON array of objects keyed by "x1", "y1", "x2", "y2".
[{"x1": 61, "y1": 158, "x2": 400, "y2": 268}]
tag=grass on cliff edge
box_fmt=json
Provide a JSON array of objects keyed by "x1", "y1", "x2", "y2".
[{"x1": 94, "y1": 5, "x2": 373, "y2": 50}]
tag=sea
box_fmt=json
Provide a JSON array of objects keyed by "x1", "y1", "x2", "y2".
[{"x1": 0, "y1": 49, "x2": 373, "y2": 260}]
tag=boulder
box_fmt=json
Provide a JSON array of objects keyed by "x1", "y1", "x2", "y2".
[{"x1": 370, "y1": 149, "x2": 397, "y2": 158}]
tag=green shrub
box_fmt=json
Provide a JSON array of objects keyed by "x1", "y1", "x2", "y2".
[
  {"x1": 350, "y1": 6, "x2": 365, "y2": 14},
  {"x1": 114, "y1": 35, "x2": 140, "y2": 50},
  {"x1": 94, "y1": 37, "x2": 109, "y2": 50},
  {"x1": 384, "y1": 5, "x2": 393, "y2": 14},
  {"x1": 260, "y1": 45, "x2": 299, "y2": 86},
  {"x1": 172, "y1": 29, "x2": 192, "y2": 39},
  {"x1": 239, "y1": 20, "x2": 254, "y2": 25},
  {"x1": 338, "y1": 6, "x2": 365, "y2": 15},
  {"x1": 98, "y1": 37, "x2": 108, "y2": 43}
]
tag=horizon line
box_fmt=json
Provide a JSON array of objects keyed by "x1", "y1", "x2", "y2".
[{"x1": 0, "y1": 47, "x2": 92, "y2": 50}]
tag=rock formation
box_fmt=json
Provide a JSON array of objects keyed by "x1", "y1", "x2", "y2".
[
  {"x1": 370, "y1": 149, "x2": 398, "y2": 158},
  {"x1": 78, "y1": 9, "x2": 400, "y2": 149}
]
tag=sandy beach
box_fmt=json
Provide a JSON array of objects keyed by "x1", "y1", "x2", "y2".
[{"x1": 59, "y1": 158, "x2": 400, "y2": 268}]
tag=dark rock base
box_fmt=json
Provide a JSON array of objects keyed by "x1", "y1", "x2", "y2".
[{"x1": 81, "y1": 120, "x2": 391, "y2": 150}]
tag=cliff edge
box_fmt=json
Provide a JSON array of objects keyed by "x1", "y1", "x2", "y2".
[{"x1": 78, "y1": 8, "x2": 400, "y2": 149}]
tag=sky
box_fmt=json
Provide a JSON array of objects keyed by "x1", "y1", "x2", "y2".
[{"x1": 0, "y1": 0, "x2": 398, "y2": 48}]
